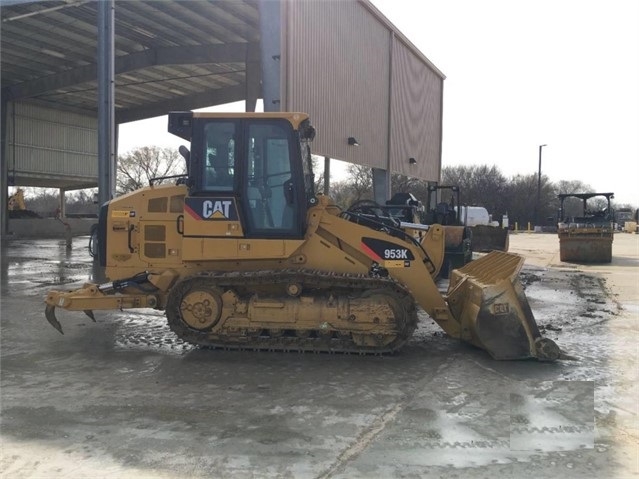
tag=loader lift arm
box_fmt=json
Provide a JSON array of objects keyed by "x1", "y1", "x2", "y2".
[{"x1": 311, "y1": 203, "x2": 562, "y2": 360}]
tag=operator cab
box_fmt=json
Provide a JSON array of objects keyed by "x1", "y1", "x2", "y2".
[{"x1": 169, "y1": 112, "x2": 314, "y2": 240}]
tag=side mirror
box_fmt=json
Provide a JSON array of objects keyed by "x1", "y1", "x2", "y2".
[
  {"x1": 300, "y1": 120, "x2": 316, "y2": 141},
  {"x1": 179, "y1": 145, "x2": 190, "y2": 162},
  {"x1": 179, "y1": 145, "x2": 190, "y2": 174}
]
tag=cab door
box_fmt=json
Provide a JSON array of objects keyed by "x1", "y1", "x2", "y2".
[{"x1": 242, "y1": 120, "x2": 305, "y2": 238}]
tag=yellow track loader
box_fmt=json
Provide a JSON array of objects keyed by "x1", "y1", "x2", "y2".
[{"x1": 44, "y1": 112, "x2": 564, "y2": 360}]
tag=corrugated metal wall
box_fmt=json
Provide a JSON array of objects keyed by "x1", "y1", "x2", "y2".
[
  {"x1": 282, "y1": 0, "x2": 443, "y2": 182},
  {"x1": 5, "y1": 102, "x2": 98, "y2": 187},
  {"x1": 283, "y1": 0, "x2": 391, "y2": 169},
  {"x1": 389, "y1": 38, "x2": 443, "y2": 179}
]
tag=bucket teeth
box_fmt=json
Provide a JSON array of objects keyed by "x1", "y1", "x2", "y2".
[
  {"x1": 45, "y1": 305, "x2": 64, "y2": 335},
  {"x1": 84, "y1": 310, "x2": 96, "y2": 322},
  {"x1": 534, "y1": 337, "x2": 562, "y2": 361}
]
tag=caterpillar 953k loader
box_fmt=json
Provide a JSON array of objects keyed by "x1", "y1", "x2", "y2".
[{"x1": 44, "y1": 111, "x2": 563, "y2": 360}]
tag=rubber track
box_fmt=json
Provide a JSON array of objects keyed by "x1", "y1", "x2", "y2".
[{"x1": 165, "y1": 269, "x2": 418, "y2": 354}]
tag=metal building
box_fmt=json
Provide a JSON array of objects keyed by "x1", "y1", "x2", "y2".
[
  {"x1": 284, "y1": 1, "x2": 444, "y2": 184},
  {"x1": 1, "y1": 0, "x2": 444, "y2": 236}
]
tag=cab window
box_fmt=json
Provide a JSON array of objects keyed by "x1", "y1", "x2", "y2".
[{"x1": 202, "y1": 121, "x2": 236, "y2": 191}]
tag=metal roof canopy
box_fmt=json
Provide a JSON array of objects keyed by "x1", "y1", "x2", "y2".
[{"x1": 1, "y1": 0, "x2": 262, "y2": 122}]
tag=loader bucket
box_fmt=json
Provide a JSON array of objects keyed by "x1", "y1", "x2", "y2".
[
  {"x1": 446, "y1": 251, "x2": 561, "y2": 360},
  {"x1": 469, "y1": 225, "x2": 509, "y2": 252}
]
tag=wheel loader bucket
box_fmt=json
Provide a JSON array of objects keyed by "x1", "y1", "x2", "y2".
[
  {"x1": 446, "y1": 251, "x2": 561, "y2": 360},
  {"x1": 469, "y1": 225, "x2": 509, "y2": 252}
]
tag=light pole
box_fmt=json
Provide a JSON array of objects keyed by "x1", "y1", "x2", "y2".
[{"x1": 536, "y1": 144, "x2": 547, "y2": 227}]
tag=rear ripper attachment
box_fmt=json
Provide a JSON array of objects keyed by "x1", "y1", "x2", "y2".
[{"x1": 44, "y1": 271, "x2": 178, "y2": 334}]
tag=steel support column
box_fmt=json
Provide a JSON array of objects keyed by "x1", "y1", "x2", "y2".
[
  {"x1": 97, "y1": 0, "x2": 115, "y2": 206},
  {"x1": 259, "y1": 0, "x2": 281, "y2": 112},
  {"x1": 0, "y1": 97, "x2": 8, "y2": 236},
  {"x1": 323, "y1": 156, "x2": 331, "y2": 196},
  {"x1": 245, "y1": 43, "x2": 261, "y2": 112},
  {"x1": 372, "y1": 168, "x2": 389, "y2": 205},
  {"x1": 372, "y1": 30, "x2": 395, "y2": 206}
]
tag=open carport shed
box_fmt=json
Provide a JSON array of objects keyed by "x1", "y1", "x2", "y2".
[{"x1": 0, "y1": 0, "x2": 444, "y2": 236}]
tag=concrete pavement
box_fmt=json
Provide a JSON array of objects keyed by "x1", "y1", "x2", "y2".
[{"x1": 1, "y1": 232, "x2": 637, "y2": 478}]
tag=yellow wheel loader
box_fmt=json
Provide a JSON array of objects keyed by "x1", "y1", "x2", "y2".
[{"x1": 44, "y1": 112, "x2": 564, "y2": 360}]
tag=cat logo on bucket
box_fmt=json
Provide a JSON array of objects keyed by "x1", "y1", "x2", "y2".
[{"x1": 493, "y1": 303, "x2": 510, "y2": 315}]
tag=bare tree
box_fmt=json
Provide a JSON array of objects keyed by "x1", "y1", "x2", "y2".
[
  {"x1": 116, "y1": 146, "x2": 185, "y2": 195},
  {"x1": 391, "y1": 174, "x2": 427, "y2": 195},
  {"x1": 18, "y1": 188, "x2": 57, "y2": 217},
  {"x1": 318, "y1": 161, "x2": 637, "y2": 228},
  {"x1": 343, "y1": 164, "x2": 374, "y2": 207},
  {"x1": 554, "y1": 179, "x2": 593, "y2": 196},
  {"x1": 553, "y1": 180, "x2": 595, "y2": 221},
  {"x1": 442, "y1": 165, "x2": 508, "y2": 216},
  {"x1": 503, "y1": 173, "x2": 538, "y2": 226},
  {"x1": 311, "y1": 155, "x2": 325, "y2": 194},
  {"x1": 327, "y1": 181, "x2": 355, "y2": 209},
  {"x1": 321, "y1": 164, "x2": 372, "y2": 209},
  {"x1": 65, "y1": 189, "x2": 98, "y2": 215}
]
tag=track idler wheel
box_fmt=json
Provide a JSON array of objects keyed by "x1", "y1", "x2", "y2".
[{"x1": 178, "y1": 288, "x2": 223, "y2": 331}]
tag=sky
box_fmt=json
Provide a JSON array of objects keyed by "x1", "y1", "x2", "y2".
[{"x1": 119, "y1": 0, "x2": 639, "y2": 206}]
